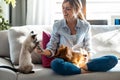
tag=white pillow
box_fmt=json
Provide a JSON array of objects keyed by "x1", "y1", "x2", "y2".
[
  {"x1": 8, "y1": 25, "x2": 46, "y2": 65},
  {"x1": 92, "y1": 29, "x2": 120, "y2": 59}
]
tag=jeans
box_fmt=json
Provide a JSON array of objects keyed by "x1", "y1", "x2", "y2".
[{"x1": 51, "y1": 55, "x2": 118, "y2": 75}]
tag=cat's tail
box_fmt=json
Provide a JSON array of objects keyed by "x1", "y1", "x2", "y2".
[
  {"x1": 0, "y1": 65, "x2": 18, "y2": 72},
  {"x1": 0, "y1": 65, "x2": 34, "y2": 74}
]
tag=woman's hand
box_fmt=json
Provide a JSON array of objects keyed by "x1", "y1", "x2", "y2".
[
  {"x1": 34, "y1": 46, "x2": 44, "y2": 54},
  {"x1": 34, "y1": 46, "x2": 52, "y2": 57}
]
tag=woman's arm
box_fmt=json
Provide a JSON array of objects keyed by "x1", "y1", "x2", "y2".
[
  {"x1": 72, "y1": 23, "x2": 93, "y2": 59},
  {"x1": 45, "y1": 22, "x2": 60, "y2": 57},
  {"x1": 36, "y1": 22, "x2": 60, "y2": 57},
  {"x1": 82, "y1": 25, "x2": 93, "y2": 59}
]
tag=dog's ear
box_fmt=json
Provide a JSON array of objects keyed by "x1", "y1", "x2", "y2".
[
  {"x1": 80, "y1": 48, "x2": 86, "y2": 55},
  {"x1": 55, "y1": 45, "x2": 67, "y2": 57},
  {"x1": 54, "y1": 46, "x2": 62, "y2": 57},
  {"x1": 80, "y1": 48, "x2": 83, "y2": 54},
  {"x1": 65, "y1": 47, "x2": 72, "y2": 60},
  {"x1": 55, "y1": 50, "x2": 60, "y2": 57},
  {"x1": 80, "y1": 48, "x2": 88, "y2": 54},
  {"x1": 59, "y1": 44, "x2": 65, "y2": 49},
  {"x1": 80, "y1": 48, "x2": 89, "y2": 57}
]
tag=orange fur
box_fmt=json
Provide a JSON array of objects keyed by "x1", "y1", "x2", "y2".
[{"x1": 55, "y1": 45, "x2": 89, "y2": 68}]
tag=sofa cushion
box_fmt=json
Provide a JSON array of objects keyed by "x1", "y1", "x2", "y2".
[
  {"x1": 0, "y1": 30, "x2": 10, "y2": 57},
  {"x1": 91, "y1": 25, "x2": 120, "y2": 36},
  {"x1": 92, "y1": 27, "x2": 120, "y2": 59},
  {"x1": 0, "y1": 57, "x2": 17, "y2": 80},
  {"x1": 41, "y1": 31, "x2": 54, "y2": 68},
  {"x1": 16, "y1": 61, "x2": 120, "y2": 80},
  {"x1": 8, "y1": 25, "x2": 50, "y2": 65}
]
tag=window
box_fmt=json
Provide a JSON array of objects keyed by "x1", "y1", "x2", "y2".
[
  {"x1": 53, "y1": 0, "x2": 63, "y2": 21},
  {"x1": 86, "y1": 0, "x2": 120, "y2": 25},
  {"x1": 53, "y1": 0, "x2": 85, "y2": 22},
  {"x1": 53, "y1": 0, "x2": 120, "y2": 25}
]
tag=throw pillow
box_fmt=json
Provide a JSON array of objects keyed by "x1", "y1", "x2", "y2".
[
  {"x1": 41, "y1": 31, "x2": 54, "y2": 68},
  {"x1": 92, "y1": 29, "x2": 120, "y2": 59},
  {"x1": 8, "y1": 25, "x2": 44, "y2": 65}
]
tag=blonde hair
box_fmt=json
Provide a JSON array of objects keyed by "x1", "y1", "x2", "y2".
[{"x1": 63, "y1": 0, "x2": 85, "y2": 20}]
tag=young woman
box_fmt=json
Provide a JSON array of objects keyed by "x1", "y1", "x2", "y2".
[{"x1": 36, "y1": 0, "x2": 118, "y2": 75}]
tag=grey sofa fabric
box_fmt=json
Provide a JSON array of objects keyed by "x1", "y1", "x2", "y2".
[
  {"x1": 0, "y1": 30, "x2": 10, "y2": 57},
  {"x1": 16, "y1": 61, "x2": 120, "y2": 80},
  {"x1": 8, "y1": 26, "x2": 44, "y2": 65},
  {"x1": 0, "y1": 58, "x2": 17, "y2": 80},
  {"x1": 0, "y1": 25, "x2": 120, "y2": 80},
  {"x1": 91, "y1": 25, "x2": 120, "y2": 59}
]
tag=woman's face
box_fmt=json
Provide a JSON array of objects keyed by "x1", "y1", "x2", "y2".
[{"x1": 62, "y1": 2, "x2": 76, "y2": 20}]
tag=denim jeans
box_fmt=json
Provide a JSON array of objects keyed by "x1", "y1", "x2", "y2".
[{"x1": 51, "y1": 55, "x2": 118, "y2": 75}]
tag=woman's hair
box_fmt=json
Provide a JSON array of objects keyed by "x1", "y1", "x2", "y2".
[{"x1": 63, "y1": 0, "x2": 85, "y2": 20}]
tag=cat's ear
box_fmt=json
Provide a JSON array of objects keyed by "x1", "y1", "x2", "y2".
[
  {"x1": 30, "y1": 31, "x2": 37, "y2": 39},
  {"x1": 31, "y1": 31, "x2": 34, "y2": 34}
]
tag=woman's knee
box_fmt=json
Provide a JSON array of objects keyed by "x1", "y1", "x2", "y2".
[
  {"x1": 51, "y1": 58, "x2": 81, "y2": 75},
  {"x1": 105, "y1": 55, "x2": 118, "y2": 66},
  {"x1": 51, "y1": 58, "x2": 66, "y2": 75},
  {"x1": 87, "y1": 55, "x2": 118, "y2": 72},
  {"x1": 51, "y1": 58, "x2": 64, "y2": 69},
  {"x1": 51, "y1": 58, "x2": 64, "y2": 66}
]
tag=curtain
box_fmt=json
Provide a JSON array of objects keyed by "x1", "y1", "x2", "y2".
[
  {"x1": 10, "y1": 0, "x2": 27, "y2": 26},
  {"x1": 26, "y1": 0, "x2": 54, "y2": 25},
  {"x1": 81, "y1": 0, "x2": 86, "y2": 18},
  {"x1": 10, "y1": 0, "x2": 85, "y2": 26}
]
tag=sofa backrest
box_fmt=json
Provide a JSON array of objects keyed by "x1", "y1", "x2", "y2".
[
  {"x1": 0, "y1": 30, "x2": 10, "y2": 57},
  {"x1": 8, "y1": 25, "x2": 52, "y2": 65},
  {"x1": 0, "y1": 25, "x2": 120, "y2": 63},
  {"x1": 91, "y1": 25, "x2": 120, "y2": 35},
  {"x1": 91, "y1": 25, "x2": 120, "y2": 59}
]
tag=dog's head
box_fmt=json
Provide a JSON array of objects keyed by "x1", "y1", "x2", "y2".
[
  {"x1": 55, "y1": 45, "x2": 89, "y2": 66},
  {"x1": 55, "y1": 45, "x2": 73, "y2": 61},
  {"x1": 78, "y1": 48, "x2": 89, "y2": 64}
]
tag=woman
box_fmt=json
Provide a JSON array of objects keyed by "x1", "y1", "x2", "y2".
[{"x1": 36, "y1": 0, "x2": 118, "y2": 75}]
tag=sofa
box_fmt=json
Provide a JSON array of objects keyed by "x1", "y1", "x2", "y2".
[{"x1": 0, "y1": 25, "x2": 120, "y2": 80}]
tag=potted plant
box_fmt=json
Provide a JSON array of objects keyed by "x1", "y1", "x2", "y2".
[
  {"x1": 4, "y1": 0, "x2": 16, "y2": 8},
  {"x1": 0, "y1": 0, "x2": 16, "y2": 31},
  {"x1": 0, "y1": 16, "x2": 10, "y2": 31}
]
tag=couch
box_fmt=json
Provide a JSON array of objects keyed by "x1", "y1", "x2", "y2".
[{"x1": 0, "y1": 25, "x2": 120, "y2": 80}]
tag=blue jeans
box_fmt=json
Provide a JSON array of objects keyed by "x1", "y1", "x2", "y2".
[{"x1": 51, "y1": 55, "x2": 118, "y2": 75}]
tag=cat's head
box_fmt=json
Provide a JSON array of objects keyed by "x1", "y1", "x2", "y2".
[{"x1": 25, "y1": 31, "x2": 39, "y2": 52}]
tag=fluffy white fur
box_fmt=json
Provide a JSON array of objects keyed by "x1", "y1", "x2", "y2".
[{"x1": 18, "y1": 31, "x2": 39, "y2": 74}]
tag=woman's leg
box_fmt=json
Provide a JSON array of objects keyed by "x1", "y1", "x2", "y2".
[
  {"x1": 87, "y1": 55, "x2": 118, "y2": 72},
  {"x1": 51, "y1": 58, "x2": 81, "y2": 75}
]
